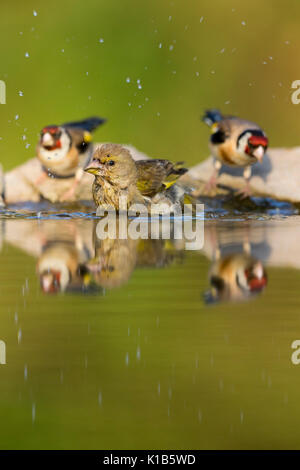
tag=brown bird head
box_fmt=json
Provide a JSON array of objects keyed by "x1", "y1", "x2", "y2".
[
  {"x1": 84, "y1": 143, "x2": 137, "y2": 188},
  {"x1": 239, "y1": 130, "x2": 268, "y2": 163}
]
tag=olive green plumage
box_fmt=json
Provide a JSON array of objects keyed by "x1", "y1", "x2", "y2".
[
  {"x1": 136, "y1": 159, "x2": 187, "y2": 197},
  {"x1": 84, "y1": 143, "x2": 188, "y2": 211}
]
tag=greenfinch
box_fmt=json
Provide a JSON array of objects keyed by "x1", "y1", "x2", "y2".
[{"x1": 84, "y1": 143, "x2": 188, "y2": 211}]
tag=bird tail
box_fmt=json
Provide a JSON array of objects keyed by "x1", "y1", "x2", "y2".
[
  {"x1": 63, "y1": 116, "x2": 107, "y2": 133},
  {"x1": 202, "y1": 109, "x2": 223, "y2": 127},
  {"x1": 163, "y1": 162, "x2": 188, "y2": 190}
]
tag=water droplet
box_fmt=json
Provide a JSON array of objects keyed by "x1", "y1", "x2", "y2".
[
  {"x1": 126, "y1": 77, "x2": 131, "y2": 83},
  {"x1": 15, "y1": 115, "x2": 19, "y2": 120},
  {"x1": 33, "y1": 10, "x2": 38, "y2": 17},
  {"x1": 17, "y1": 329, "x2": 22, "y2": 344},
  {"x1": 25, "y1": 52, "x2": 30, "y2": 58},
  {"x1": 241, "y1": 21, "x2": 246, "y2": 26},
  {"x1": 32, "y1": 403, "x2": 36, "y2": 423},
  {"x1": 18, "y1": 91, "x2": 23, "y2": 97},
  {"x1": 200, "y1": 16, "x2": 204, "y2": 23},
  {"x1": 169, "y1": 44, "x2": 174, "y2": 51},
  {"x1": 99, "y1": 38, "x2": 104, "y2": 43},
  {"x1": 158, "y1": 43, "x2": 162, "y2": 49}
]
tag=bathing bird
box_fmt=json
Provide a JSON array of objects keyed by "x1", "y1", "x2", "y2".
[{"x1": 84, "y1": 143, "x2": 188, "y2": 212}]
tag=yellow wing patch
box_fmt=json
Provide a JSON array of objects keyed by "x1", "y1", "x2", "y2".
[
  {"x1": 210, "y1": 123, "x2": 219, "y2": 133},
  {"x1": 84, "y1": 131, "x2": 92, "y2": 143}
]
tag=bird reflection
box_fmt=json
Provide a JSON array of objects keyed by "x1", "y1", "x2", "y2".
[
  {"x1": 204, "y1": 252, "x2": 267, "y2": 304},
  {"x1": 204, "y1": 224, "x2": 268, "y2": 304},
  {"x1": 2, "y1": 219, "x2": 184, "y2": 294},
  {"x1": 88, "y1": 235, "x2": 184, "y2": 290},
  {"x1": 37, "y1": 240, "x2": 97, "y2": 294}
]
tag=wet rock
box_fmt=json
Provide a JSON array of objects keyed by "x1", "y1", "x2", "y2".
[
  {"x1": 184, "y1": 147, "x2": 300, "y2": 204},
  {"x1": 4, "y1": 143, "x2": 150, "y2": 204},
  {"x1": 3, "y1": 145, "x2": 300, "y2": 205}
]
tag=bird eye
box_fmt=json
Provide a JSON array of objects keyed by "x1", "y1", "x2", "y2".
[{"x1": 108, "y1": 160, "x2": 115, "y2": 166}]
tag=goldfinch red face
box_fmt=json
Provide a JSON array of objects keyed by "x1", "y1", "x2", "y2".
[
  {"x1": 239, "y1": 261, "x2": 268, "y2": 293},
  {"x1": 40, "y1": 126, "x2": 63, "y2": 150},
  {"x1": 238, "y1": 130, "x2": 268, "y2": 163},
  {"x1": 40, "y1": 270, "x2": 61, "y2": 294}
]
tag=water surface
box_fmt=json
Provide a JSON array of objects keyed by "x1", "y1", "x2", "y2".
[{"x1": 0, "y1": 206, "x2": 300, "y2": 449}]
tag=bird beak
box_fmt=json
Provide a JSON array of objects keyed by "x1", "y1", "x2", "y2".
[
  {"x1": 42, "y1": 132, "x2": 54, "y2": 147},
  {"x1": 252, "y1": 262, "x2": 264, "y2": 280},
  {"x1": 84, "y1": 159, "x2": 103, "y2": 175},
  {"x1": 252, "y1": 145, "x2": 265, "y2": 163}
]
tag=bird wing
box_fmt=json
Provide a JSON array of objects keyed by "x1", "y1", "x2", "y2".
[
  {"x1": 64, "y1": 117, "x2": 106, "y2": 153},
  {"x1": 63, "y1": 117, "x2": 106, "y2": 132},
  {"x1": 66, "y1": 127, "x2": 94, "y2": 155},
  {"x1": 136, "y1": 159, "x2": 187, "y2": 197}
]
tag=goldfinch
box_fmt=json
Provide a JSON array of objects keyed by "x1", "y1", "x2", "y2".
[
  {"x1": 202, "y1": 109, "x2": 268, "y2": 197},
  {"x1": 36, "y1": 116, "x2": 106, "y2": 200},
  {"x1": 204, "y1": 253, "x2": 268, "y2": 304}
]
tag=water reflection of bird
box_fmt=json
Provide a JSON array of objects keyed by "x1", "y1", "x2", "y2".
[
  {"x1": 200, "y1": 109, "x2": 268, "y2": 198},
  {"x1": 136, "y1": 239, "x2": 184, "y2": 268},
  {"x1": 87, "y1": 238, "x2": 138, "y2": 289},
  {"x1": 37, "y1": 240, "x2": 100, "y2": 295},
  {"x1": 204, "y1": 253, "x2": 267, "y2": 304},
  {"x1": 84, "y1": 143, "x2": 188, "y2": 211},
  {"x1": 86, "y1": 229, "x2": 185, "y2": 290},
  {"x1": 36, "y1": 117, "x2": 106, "y2": 201}
]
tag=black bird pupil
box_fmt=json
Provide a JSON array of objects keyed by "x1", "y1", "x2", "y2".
[{"x1": 109, "y1": 160, "x2": 115, "y2": 166}]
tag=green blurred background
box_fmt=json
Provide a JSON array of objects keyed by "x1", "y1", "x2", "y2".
[{"x1": 0, "y1": 0, "x2": 300, "y2": 170}]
